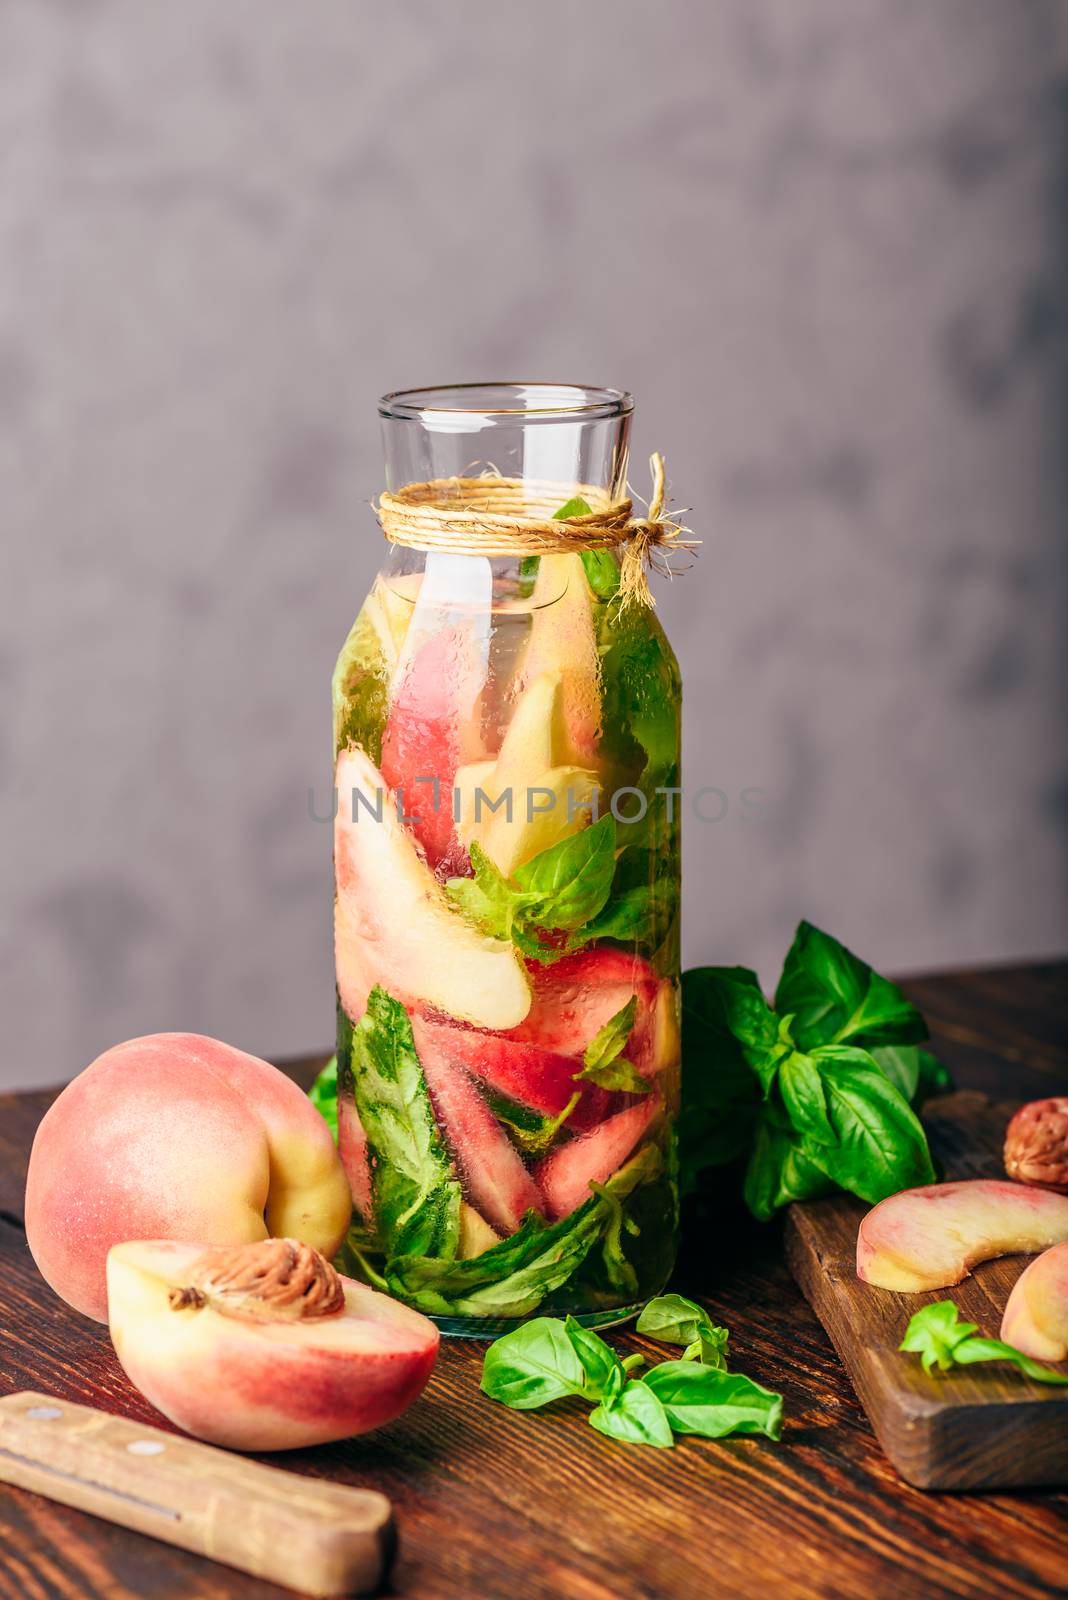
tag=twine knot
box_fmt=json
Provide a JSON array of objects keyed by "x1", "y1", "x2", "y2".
[{"x1": 375, "y1": 451, "x2": 693, "y2": 611}]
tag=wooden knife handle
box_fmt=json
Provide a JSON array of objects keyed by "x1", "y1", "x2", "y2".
[{"x1": 0, "y1": 1391, "x2": 395, "y2": 1596}]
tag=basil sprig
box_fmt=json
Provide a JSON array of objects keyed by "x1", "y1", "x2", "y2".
[
  {"x1": 680, "y1": 921, "x2": 950, "y2": 1219},
  {"x1": 446, "y1": 818, "x2": 618, "y2": 960},
  {"x1": 900, "y1": 1302, "x2": 1068, "y2": 1386},
  {"x1": 636, "y1": 1292, "x2": 729, "y2": 1368},
  {"x1": 349, "y1": 987, "x2": 462, "y2": 1260},
  {"x1": 576, "y1": 997, "x2": 650, "y2": 1095},
  {"x1": 481, "y1": 1294, "x2": 782, "y2": 1450}
]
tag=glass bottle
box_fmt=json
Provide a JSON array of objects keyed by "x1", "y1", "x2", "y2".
[{"x1": 333, "y1": 383, "x2": 681, "y2": 1334}]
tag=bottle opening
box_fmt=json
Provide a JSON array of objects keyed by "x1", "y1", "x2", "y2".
[{"x1": 379, "y1": 383, "x2": 634, "y2": 426}]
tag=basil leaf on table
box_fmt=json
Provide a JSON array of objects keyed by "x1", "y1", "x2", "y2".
[
  {"x1": 636, "y1": 1293, "x2": 729, "y2": 1369},
  {"x1": 480, "y1": 1317, "x2": 589, "y2": 1409},
  {"x1": 564, "y1": 1315, "x2": 626, "y2": 1397},
  {"x1": 589, "y1": 1368, "x2": 674, "y2": 1449},
  {"x1": 479, "y1": 1312, "x2": 625, "y2": 1412},
  {"x1": 900, "y1": 1302, "x2": 1068, "y2": 1386},
  {"x1": 642, "y1": 1362, "x2": 784, "y2": 1439},
  {"x1": 308, "y1": 1054, "x2": 339, "y2": 1142},
  {"x1": 348, "y1": 986, "x2": 462, "y2": 1261},
  {"x1": 775, "y1": 920, "x2": 926, "y2": 1052}
]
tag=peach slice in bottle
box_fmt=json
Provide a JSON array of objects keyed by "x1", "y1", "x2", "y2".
[
  {"x1": 520, "y1": 553, "x2": 603, "y2": 765},
  {"x1": 107, "y1": 1238, "x2": 439, "y2": 1452},
  {"x1": 1000, "y1": 1242, "x2": 1068, "y2": 1362},
  {"x1": 380, "y1": 620, "x2": 486, "y2": 874},
  {"x1": 856, "y1": 1179, "x2": 1068, "y2": 1292},
  {"x1": 410, "y1": 1015, "x2": 613, "y2": 1132},
  {"x1": 454, "y1": 672, "x2": 598, "y2": 876},
  {"x1": 534, "y1": 1096, "x2": 661, "y2": 1221},
  {"x1": 514, "y1": 949, "x2": 678, "y2": 1080},
  {"x1": 334, "y1": 746, "x2": 530, "y2": 1031},
  {"x1": 412, "y1": 1018, "x2": 543, "y2": 1235}
]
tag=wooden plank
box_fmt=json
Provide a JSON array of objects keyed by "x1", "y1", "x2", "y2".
[
  {"x1": 1, "y1": 973, "x2": 1066, "y2": 1597},
  {"x1": 785, "y1": 1093, "x2": 1068, "y2": 1491},
  {"x1": 1, "y1": 1213, "x2": 1066, "y2": 1600}
]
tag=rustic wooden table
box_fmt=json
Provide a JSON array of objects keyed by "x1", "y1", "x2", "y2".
[{"x1": 1, "y1": 962, "x2": 1066, "y2": 1600}]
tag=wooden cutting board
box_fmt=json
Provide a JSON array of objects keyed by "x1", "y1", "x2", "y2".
[{"x1": 784, "y1": 1091, "x2": 1068, "y2": 1492}]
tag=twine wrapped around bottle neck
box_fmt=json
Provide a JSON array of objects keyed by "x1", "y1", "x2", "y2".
[{"x1": 374, "y1": 451, "x2": 691, "y2": 610}]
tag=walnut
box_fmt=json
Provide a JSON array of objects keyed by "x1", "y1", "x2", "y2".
[
  {"x1": 168, "y1": 1238, "x2": 345, "y2": 1321},
  {"x1": 1004, "y1": 1098, "x2": 1068, "y2": 1194}
]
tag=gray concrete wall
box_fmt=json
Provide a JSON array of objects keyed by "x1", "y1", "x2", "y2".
[{"x1": 2, "y1": 0, "x2": 1065, "y2": 1090}]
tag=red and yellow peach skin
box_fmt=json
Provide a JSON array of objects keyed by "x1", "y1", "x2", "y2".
[
  {"x1": 25, "y1": 1033, "x2": 352, "y2": 1322},
  {"x1": 107, "y1": 1240, "x2": 439, "y2": 1451},
  {"x1": 1000, "y1": 1242, "x2": 1068, "y2": 1363},
  {"x1": 856, "y1": 1179, "x2": 1068, "y2": 1292}
]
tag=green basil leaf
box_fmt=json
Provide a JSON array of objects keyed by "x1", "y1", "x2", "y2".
[
  {"x1": 678, "y1": 967, "x2": 761, "y2": 1192},
  {"x1": 865, "y1": 1044, "x2": 920, "y2": 1102},
  {"x1": 514, "y1": 814, "x2": 617, "y2": 931},
  {"x1": 900, "y1": 1301, "x2": 1068, "y2": 1385},
  {"x1": 578, "y1": 999, "x2": 649, "y2": 1094},
  {"x1": 484, "y1": 1089, "x2": 581, "y2": 1156},
  {"x1": 481, "y1": 1317, "x2": 587, "y2": 1409},
  {"x1": 951, "y1": 1338, "x2": 1068, "y2": 1386},
  {"x1": 914, "y1": 1048, "x2": 953, "y2": 1104},
  {"x1": 778, "y1": 1051, "x2": 836, "y2": 1146},
  {"x1": 553, "y1": 495, "x2": 594, "y2": 520},
  {"x1": 775, "y1": 921, "x2": 926, "y2": 1051},
  {"x1": 308, "y1": 1054, "x2": 339, "y2": 1143},
  {"x1": 583, "y1": 997, "x2": 637, "y2": 1074},
  {"x1": 807, "y1": 1045, "x2": 936, "y2": 1202},
  {"x1": 579, "y1": 549, "x2": 621, "y2": 599},
  {"x1": 743, "y1": 1111, "x2": 834, "y2": 1221},
  {"x1": 642, "y1": 1361, "x2": 783, "y2": 1440},
  {"x1": 445, "y1": 842, "x2": 531, "y2": 942},
  {"x1": 387, "y1": 1143, "x2": 661, "y2": 1318},
  {"x1": 635, "y1": 1294, "x2": 729, "y2": 1370},
  {"x1": 349, "y1": 986, "x2": 462, "y2": 1260},
  {"x1": 579, "y1": 1055, "x2": 650, "y2": 1095},
  {"x1": 552, "y1": 496, "x2": 622, "y2": 599},
  {"x1": 589, "y1": 1373, "x2": 674, "y2": 1449},
  {"x1": 899, "y1": 1300, "x2": 979, "y2": 1373},
  {"x1": 563, "y1": 1315, "x2": 624, "y2": 1398}
]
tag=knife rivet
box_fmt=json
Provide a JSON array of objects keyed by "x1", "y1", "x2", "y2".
[
  {"x1": 127, "y1": 1441, "x2": 166, "y2": 1455},
  {"x1": 26, "y1": 1407, "x2": 62, "y2": 1420}
]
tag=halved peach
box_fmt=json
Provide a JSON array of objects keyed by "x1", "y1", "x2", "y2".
[
  {"x1": 1001, "y1": 1242, "x2": 1068, "y2": 1363},
  {"x1": 107, "y1": 1239, "x2": 439, "y2": 1452},
  {"x1": 856, "y1": 1179, "x2": 1068, "y2": 1292}
]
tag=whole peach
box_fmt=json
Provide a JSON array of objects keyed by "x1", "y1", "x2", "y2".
[{"x1": 25, "y1": 1034, "x2": 352, "y2": 1322}]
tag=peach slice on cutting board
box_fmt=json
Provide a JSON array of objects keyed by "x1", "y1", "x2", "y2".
[
  {"x1": 107, "y1": 1238, "x2": 440, "y2": 1452},
  {"x1": 856, "y1": 1179, "x2": 1068, "y2": 1292},
  {"x1": 1000, "y1": 1242, "x2": 1068, "y2": 1363}
]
